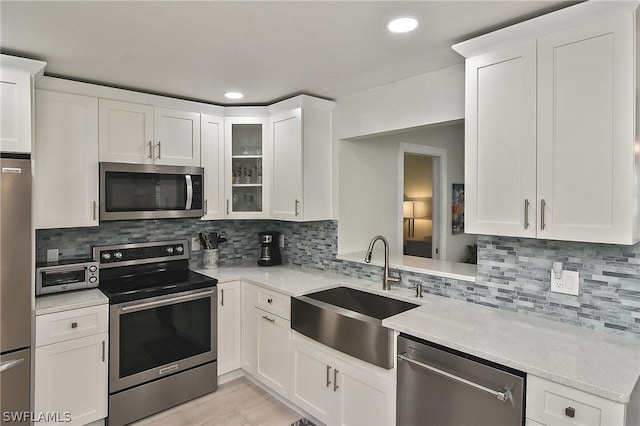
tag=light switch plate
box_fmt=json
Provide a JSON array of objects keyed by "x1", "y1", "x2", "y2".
[
  {"x1": 551, "y1": 270, "x2": 579, "y2": 296},
  {"x1": 191, "y1": 236, "x2": 201, "y2": 252},
  {"x1": 47, "y1": 249, "x2": 59, "y2": 263}
]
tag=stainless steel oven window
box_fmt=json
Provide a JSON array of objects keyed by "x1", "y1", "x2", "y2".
[{"x1": 109, "y1": 288, "x2": 217, "y2": 393}]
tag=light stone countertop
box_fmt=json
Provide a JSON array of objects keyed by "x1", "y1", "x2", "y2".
[
  {"x1": 198, "y1": 263, "x2": 640, "y2": 404},
  {"x1": 33, "y1": 264, "x2": 640, "y2": 404},
  {"x1": 35, "y1": 288, "x2": 108, "y2": 316},
  {"x1": 336, "y1": 251, "x2": 477, "y2": 282}
]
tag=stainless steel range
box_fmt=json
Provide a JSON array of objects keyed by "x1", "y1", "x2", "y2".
[{"x1": 94, "y1": 240, "x2": 218, "y2": 426}]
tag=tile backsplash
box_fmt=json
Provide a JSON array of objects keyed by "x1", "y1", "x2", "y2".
[{"x1": 36, "y1": 220, "x2": 640, "y2": 339}]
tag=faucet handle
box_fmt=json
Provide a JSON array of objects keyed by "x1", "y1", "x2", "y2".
[
  {"x1": 388, "y1": 269, "x2": 401, "y2": 282},
  {"x1": 415, "y1": 283, "x2": 423, "y2": 298}
]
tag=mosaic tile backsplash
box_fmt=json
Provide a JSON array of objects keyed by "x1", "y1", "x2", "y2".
[{"x1": 36, "y1": 220, "x2": 640, "y2": 339}]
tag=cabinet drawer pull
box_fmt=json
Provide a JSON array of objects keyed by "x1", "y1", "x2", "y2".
[
  {"x1": 267, "y1": 298, "x2": 273, "y2": 304},
  {"x1": 326, "y1": 365, "x2": 332, "y2": 387},
  {"x1": 524, "y1": 199, "x2": 530, "y2": 229},
  {"x1": 333, "y1": 368, "x2": 339, "y2": 392},
  {"x1": 71, "y1": 322, "x2": 78, "y2": 329},
  {"x1": 565, "y1": 407, "x2": 575, "y2": 418},
  {"x1": 262, "y1": 315, "x2": 275, "y2": 323}
]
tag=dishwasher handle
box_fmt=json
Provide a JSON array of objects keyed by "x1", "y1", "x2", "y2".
[{"x1": 398, "y1": 352, "x2": 511, "y2": 402}]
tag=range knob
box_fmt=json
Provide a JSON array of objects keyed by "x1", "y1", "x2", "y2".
[
  {"x1": 114, "y1": 251, "x2": 123, "y2": 260},
  {"x1": 175, "y1": 246, "x2": 184, "y2": 254},
  {"x1": 89, "y1": 265, "x2": 97, "y2": 273},
  {"x1": 102, "y1": 253, "x2": 111, "y2": 261},
  {"x1": 166, "y1": 247, "x2": 174, "y2": 254},
  {"x1": 89, "y1": 276, "x2": 97, "y2": 283}
]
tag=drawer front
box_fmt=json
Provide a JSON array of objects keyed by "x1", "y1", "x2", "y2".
[
  {"x1": 526, "y1": 375, "x2": 626, "y2": 426},
  {"x1": 36, "y1": 304, "x2": 109, "y2": 347},
  {"x1": 255, "y1": 287, "x2": 290, "y2": 320}
]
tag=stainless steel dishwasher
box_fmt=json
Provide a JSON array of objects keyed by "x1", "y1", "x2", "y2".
[{"x1": 397, "y1": 334, "x2": 525, "y2": 426}]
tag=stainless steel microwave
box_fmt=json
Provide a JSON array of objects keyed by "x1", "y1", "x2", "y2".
[
  {"x1": 36, "y1": 260, "x2": 99, "y2": 295},
  {"x1": 100, "y1": 162, "x2": 204, "y2": 221}
]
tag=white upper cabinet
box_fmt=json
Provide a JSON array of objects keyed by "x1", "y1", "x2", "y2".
[
  {"x1": 269, "y1": 96, "x2": 335, "y2": 222},
  {"x1": 455, "y1": 1, "x2": 640, "y2": 244},
  {"x1": 464, "y1": 41, "x2": 537, "y2": 238},
  {"x1": 536, "y1": 13, "x2": 635, "y2": 243},
  {"x1": 0, "y1": 55, "x2": 46, "y2": 153},
  {"x1": 224, "y1": 116, "x2": 270, "y2": 219},
  {"x1": 201, "y1": 114, "x2": 225, "y2": 220},
  {"x1": 153, "y1": 107, "x2": 201, "y2": 166},
  {"x1": 34, "y1": 90, "x2": 99, "y2": 228},
  {"x1": 99, "y1": 99, "x2": 200, "y2": 166}
]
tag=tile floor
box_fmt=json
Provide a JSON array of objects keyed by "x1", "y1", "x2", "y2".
[{"x1": 132, "y1": 376, "x2": 303, "y2": 426}]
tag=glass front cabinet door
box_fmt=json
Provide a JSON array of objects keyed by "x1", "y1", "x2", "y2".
[{"x1": 224, "y1": 117, "x2": 270, "y2": 218}]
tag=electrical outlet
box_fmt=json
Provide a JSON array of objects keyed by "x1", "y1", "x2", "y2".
[
  {"x1": 47, "y1": 249, "x2": 59, "y2": 263},
  {"x1": 550, "y1": 269, "x2": 579, "y2": 296},
  {"x1": 191, "y1": 236, "x2": 201, "y2": 252}
]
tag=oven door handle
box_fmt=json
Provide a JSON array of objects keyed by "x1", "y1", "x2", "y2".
[{"x1": 120, "y1": 289, "x2": 214, "y2": 313}]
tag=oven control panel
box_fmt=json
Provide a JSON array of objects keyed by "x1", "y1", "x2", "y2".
[{"x1": 93, "y1": 240, "x2": 189, "y2": 268}]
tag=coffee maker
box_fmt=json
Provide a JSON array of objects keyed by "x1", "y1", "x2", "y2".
[{"x1": 258, "y1": 231, "x2": 282, "y2": 266}]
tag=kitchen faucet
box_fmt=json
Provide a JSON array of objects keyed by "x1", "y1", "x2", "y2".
[{"x1": 364, "y1": 235, "x2": 400, "y2": 290}]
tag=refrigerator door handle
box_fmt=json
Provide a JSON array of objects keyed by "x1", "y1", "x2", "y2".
[{"x1": 0, "y1": 357, "x2": 24, "y2": 373}]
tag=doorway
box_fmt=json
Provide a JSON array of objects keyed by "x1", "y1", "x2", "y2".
[{"x1": 399, "y1": 143, "x2": 446, "y2": 260}]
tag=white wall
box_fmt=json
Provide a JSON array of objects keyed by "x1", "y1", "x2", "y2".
[
  {"x1": 338, "y1": 123, "x2": 475, "y2": 262},
  {"x1": 332, "y1": 63, "x2": 468, "y2": 259}
]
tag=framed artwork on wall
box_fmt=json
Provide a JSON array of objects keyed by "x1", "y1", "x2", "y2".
[{"x1": 452, "y1": 183, "x2": 464, "y2": 234}]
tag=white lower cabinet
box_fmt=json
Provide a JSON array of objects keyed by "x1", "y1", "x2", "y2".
[
  {"x1": 526, "y1": 375, "x2": 629, "y2": 426},
  {"x1": 290, "y1": 334, "x2": 396, "y2": 426},
  {"x1": 240, "y1": 282, "x2": 258, "y2": 374},
  {"x1": 34, "y1": 304, "x2": 108, "y2": 426},
  {"x1": 217, "y1": 281, "x2": 241, "y2": 376},
  {"x1": 254, "y1": 307, "x2": 290, "y2": 397}
]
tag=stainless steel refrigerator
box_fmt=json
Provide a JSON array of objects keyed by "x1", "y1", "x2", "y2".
[{"x1": 1, "y1": 155, "x2": 32, "y2": 425}]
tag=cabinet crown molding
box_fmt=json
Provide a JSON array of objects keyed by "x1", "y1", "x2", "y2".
[
  {"x1": 452, "y1": 0, "x2": 639, "y2": 58},
  {"x1": 1, "y1": 54, "x2": 47, "y2": 79}
]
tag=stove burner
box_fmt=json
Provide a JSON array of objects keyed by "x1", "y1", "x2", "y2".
[{"x1": 93, "y1": 240, "x2": 217, "y2": 304}]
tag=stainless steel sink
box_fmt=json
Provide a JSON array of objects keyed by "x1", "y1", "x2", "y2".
[{"x1": 291, "y1": 286, "x2": 418, "y2": 369}]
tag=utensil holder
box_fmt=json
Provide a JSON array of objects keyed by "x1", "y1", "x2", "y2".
[{"x1": 203, "y1": 249, "x2": 219, "y2": 269}]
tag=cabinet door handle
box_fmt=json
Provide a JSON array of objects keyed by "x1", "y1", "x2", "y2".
[
  {"x1": 101, "y1": 340, "x2": 105, "y2": 362},
  {"x1": 93, "y1": 200, "x2": 97, "y2": 221},
  {"x1": 540, "y1": 199, "x2": 546, "y2": 230},
  {"x1": 524, "y1": 199, "x2": 529, "y2": 229},
  {"x1": 71, "y1": 322, "x2": 78, "y2": 329},
  {"x1": 267, "y1": 298, "x2": 273, "y2": 304},
  {"x1": 156, "y1": 141, "x2": 161, "y2": 159},
  {"x1": 262, "y1": 315, "x2": 275, "y2": 323},
  {"x1": 326, "y1": 365, "x2": 332, "y2": 387},
  {"x1": 295, "y1": 199, "x2": 300, "y2": 217},
  {"x1": 204, "y1": 199, "x2": 208, "y2": 215},
  {"x1": 220, "y1": 289, "x2": 224, "y2": 306},
  {"x1": 226, "y1": 199, "x2": 230, "y2": 215},
  {"x1": 333, "y1": 369, "x2": 339, "y2": 392},
  {"x1": 148, "y1": 141, "x2": 153, "y2": 159},
  {"x1": 565, "y1": 407, "x2": 575, "y2": 418}
]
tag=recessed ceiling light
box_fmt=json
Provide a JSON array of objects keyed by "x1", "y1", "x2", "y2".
[
  {"x1": 224, "y1": 91, "x2": 244, "y2": 100},
  {"x1": 387, "y1": 17, "x2": 418, "y2": 33}
]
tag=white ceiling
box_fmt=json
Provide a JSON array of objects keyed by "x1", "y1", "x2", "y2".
[{"x1": 1, "y1": 1, "x2": 577, "y2": 105}]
